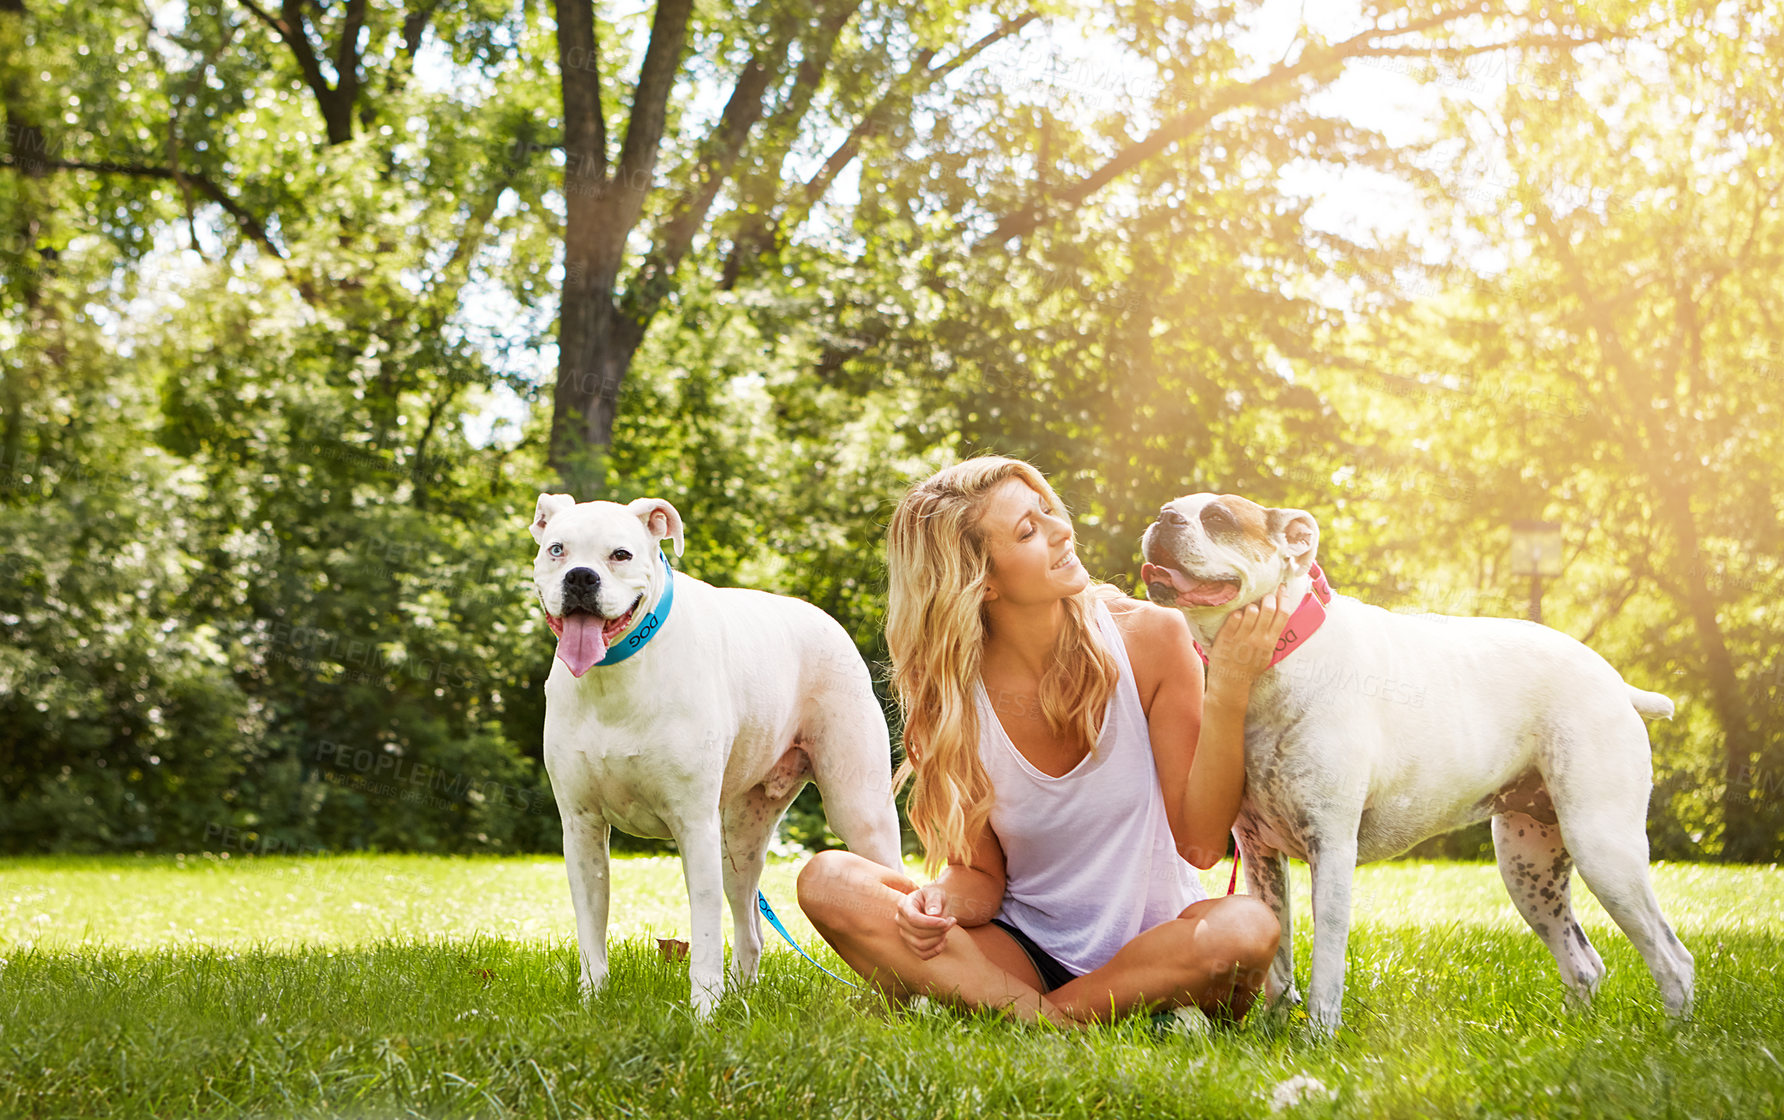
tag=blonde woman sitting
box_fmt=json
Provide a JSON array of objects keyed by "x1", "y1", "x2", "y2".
[{"x1": 797, "y1": 456, "x2": 1286, "y2": 1027}]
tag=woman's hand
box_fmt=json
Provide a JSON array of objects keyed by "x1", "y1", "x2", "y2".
[
  {"x1": 1206, "y1": 586, "x2": 1296, "y2": 699},
  {"x1": 894, "y1": 882, "x2": 957, "y2": 960}
]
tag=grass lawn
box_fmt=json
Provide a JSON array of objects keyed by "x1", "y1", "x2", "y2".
[{"x1": 1, "y1": 853, "x2": 1780, "y2": 1118}]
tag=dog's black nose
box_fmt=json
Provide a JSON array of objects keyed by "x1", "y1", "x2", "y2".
[
  {"x1": 564, "y1": 566, "x2": 600, "y2": 592},
  {"x1": 1160, "y1": 507, "x2": 1188, "y2": 526}
]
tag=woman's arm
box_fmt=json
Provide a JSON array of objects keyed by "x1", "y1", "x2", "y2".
[
  {"x1": 895, "y1": 819, "x2": 1008, "y2": 959},
  {"x1": 1141, "y1": 589, "x2": 1294, "y2": 869}
]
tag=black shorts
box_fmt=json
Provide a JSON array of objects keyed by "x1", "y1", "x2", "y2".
[{"x1": 990, "y1": 918, "x2": 1080, "y2": 992}]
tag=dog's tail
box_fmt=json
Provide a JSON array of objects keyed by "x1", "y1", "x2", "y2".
[{"x1": 1628, "y1": 686, "x2": 1675, "y2": 721}]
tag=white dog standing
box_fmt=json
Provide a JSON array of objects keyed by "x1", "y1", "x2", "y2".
[
  {"x1": 531, "y1": 493, "x2": 903, "y2": 1015},
  {"x1": 1140, "y1": 493, "x2": 1693, "y2": 1031}
]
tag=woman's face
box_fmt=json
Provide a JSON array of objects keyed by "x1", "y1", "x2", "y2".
[{"x1": 978, "y1": 477, "x2": 1087, "y2": 605}]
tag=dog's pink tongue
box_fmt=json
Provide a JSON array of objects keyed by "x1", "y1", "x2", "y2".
[
  {"x1": 556, "y1": 614, "x2": 608, "y2": 677},
  {"x1": 1143, "y1": 563, "x2": 1239, "y2": 606},
  {"x1": 1180, "y1": 579, "x2": 1238, "y2": 606}
]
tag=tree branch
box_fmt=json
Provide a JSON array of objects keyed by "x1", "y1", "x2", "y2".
[
  {"x1": 408, "y1": 378, "x2": 460, "y2": 512},
  {"x1": 722, "y1": 1, "x2": 866, "y2": 231},
  {"x1": 554, "y1": 0, "x2": 608, "y2": 186},
  {"x1": 234, "y1": 0, "x2": 284, "y2": 39},
  {"x1": 983, "y1": 10, "x2": 1606, "y2": 245},
  {"x1": 334, "y1": 0, "x2": 367, "y2": 107},
  {"x1": 236, "y1": 0, "x2": 357, "y2": 143},
  {"x1": 800, "y1": 47, "x2": 933, "y2": 207},
  {"x1": 623, "y1": 8, "x2": 801, "y2": 320},
  {"x1": 803, "y1": 12, "x2": 1039, "y2": 213},
  {"x1": 613, "y1": 0, "x2": 694, "y2": 198},
  {"x1": 7, "y1": 154, "x2": 283, "y2": 257},
  {"x1": 715, "y1": 8, "x2": 1039, "y2": 291},
  {"x1": 425, "y1": 160, "x2": 526, "y2": 322},
  {"x1": 568, "y1": 0, "x2": 694, "y2": 291},
  {"x1": 381, "y1": 0, "x2": 448, "y2": 101},
  {"x1": 1578, "y1": 574, "x2": 1640, "y2": 647},
  {"x1": 402, "y1": 0, "x2": 446, "y2": 59},
  {"x1": 1524, "y1": 183, "x2": 1656, "y2": 452},
  {"x1": 255, "y1": 0, "x2": 329, "y2": 105},
  {"x1": 137, "y1": 0, "x2": 241, "y2": 258}
]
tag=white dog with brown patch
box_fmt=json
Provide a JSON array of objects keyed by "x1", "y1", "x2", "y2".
[
  {"x1": 530, "y1": 493, "x2": 903, "y2": 1016},
  {"x1": 1140, "y1": 493, "x2": 1692, "y2": 1031}
]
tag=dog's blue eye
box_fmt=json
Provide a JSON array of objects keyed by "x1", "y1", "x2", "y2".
[
  {"x1": 548, "y1": 543, "x2": 564, "y2": 557},
  {"x1": 611, "y1": 549, "x2": 632, "y2": 563}
]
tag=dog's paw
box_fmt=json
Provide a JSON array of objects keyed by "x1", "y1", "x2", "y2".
[
  {"x1": 690, "y1": 981, "x2": 723, "y2": 1020},
  {"x1": 901, "y1": 995, "x2": 948, "y2": 1019},
  {"x1": 1155, "y1": 1004, "x2": 1213, "y2": 1040},
  {"x1": 1304, "y1": 1002, "x2": 1344, "y2": 1040},
  {"x1": 1268, "y1": 1074, "x2": 1337, "y2": 1110},
  {"x1": 1561, "y1": 986, "x2": 1597, "y2": 1014},
  {"x1": 577, "y1": 968, "x2": 608, "y2": 1004},
  {"x1": 1264, "y1": 982, "x2": 1302, "y2": 1010}
]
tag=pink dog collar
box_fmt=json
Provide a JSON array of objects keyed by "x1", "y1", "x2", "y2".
[{"x1": 1191, "y1": 563, "x2": 1332, "y2": 669}]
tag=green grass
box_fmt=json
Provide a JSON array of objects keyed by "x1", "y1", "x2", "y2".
[{"x1": 1, "y1": 854, "x2": 1780, "y2": 1119}]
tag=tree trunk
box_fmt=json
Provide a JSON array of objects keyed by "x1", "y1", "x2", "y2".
[
  {"x1": 318, "y1": 88, "x2": 356, "y2": 146},
  {"x1": 548, "y1": 0, "x2": 691, "y2": 488},
  {"x1": 1, "y1": 0, "x2": 46, "y2": 476},
  {"x1": 1656, "y1": 481, "x2": 1764, "y2": 860},
  {"x1": 549, "y1": 299, "x2": 642, "y2": 492}
]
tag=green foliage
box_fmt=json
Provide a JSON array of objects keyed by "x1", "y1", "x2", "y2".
[{"x1": 2, "y1": 0, "x2": 1779, "y2": 860}]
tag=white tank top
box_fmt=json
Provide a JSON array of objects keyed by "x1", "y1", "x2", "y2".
[{"x1": 973, "y1": 599, "x2": 1206, "y2": 975}]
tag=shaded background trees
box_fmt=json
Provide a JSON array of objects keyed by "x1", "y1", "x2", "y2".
[{"x1": 2, "y1": 0, "x2": 1778, "y2": 860}]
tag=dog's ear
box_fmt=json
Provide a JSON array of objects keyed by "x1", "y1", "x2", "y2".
[
  {"x1": 1267, "y1": 506, "x2": 1320, "y2": 575},
  {"x1": 628, "y1": 497, "x2": 685, "y2": 558},
  {"x1": 531, "y1": 493, "x2": 576, "y2": 544}
]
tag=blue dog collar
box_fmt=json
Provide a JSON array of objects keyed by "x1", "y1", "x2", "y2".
[{"x1": 593, "y1": 550, "x2": 674, "y2": 667}]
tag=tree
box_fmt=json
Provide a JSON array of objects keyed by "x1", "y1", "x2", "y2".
[
  {"x1": 1316, "y1": 0, "x2": 1784, "y2": 860},
  {"x1": 540, "y1": 0, "x2": 1615, "y2": 486},
  {"x1": 0, "y1": 0, "x2": 567, "y2": 854},
  {"x1": 1499, "y1": 8, "x2": 1783, "y2": 860}
]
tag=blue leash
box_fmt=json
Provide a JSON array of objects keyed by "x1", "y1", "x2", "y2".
[
  {"x1": 756, "y1": 890, "x2": 863, "y2": 990},
  {"x1": 761, "y1": 889, "x2": 1190, "y2": 1033}
]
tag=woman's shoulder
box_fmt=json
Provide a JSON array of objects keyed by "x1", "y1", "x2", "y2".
[
  {"x1": 1102, "y1": 589, "x2": 1190, "y2": 640},
  {"x1": 1100, "y1": 590, "x2": 1198, "y2": 703}
]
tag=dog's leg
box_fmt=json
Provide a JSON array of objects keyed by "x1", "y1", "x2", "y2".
[
  {"x1": 1237, "y1": 832, "x2": 1299, "y2": 1009},
  {"x1": 806, "y1": 700, "x2": 903, "y2": 870},
  {"x1": 562, "y1": 812, "x2": 612, "y2": 1001},
  {"x1": 1491, "y1": 810, "x2": 1605, "y2": 1005},
  {"x1": 1305, "y1": 831, "x2": 1358, "y2": 1033},
  {"x1": 1555, "y1": 803, "x2": 1695, "y2": 1016},
  {"x1": 1544, "y1": 714, "x2": 1695, "y2": 1016},
  {"x1": 679, "y1": 812, "x2": 728, "y2": 1018},
  {"x1": 719, "y1": 787, "x2": 795, "y2": 990}
]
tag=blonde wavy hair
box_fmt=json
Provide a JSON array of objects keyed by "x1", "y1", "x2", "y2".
[{"x1": 887, "y1": 455, "x2": 1123, "y2": 872}]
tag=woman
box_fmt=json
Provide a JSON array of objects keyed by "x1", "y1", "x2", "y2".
[{"x1": 796, "y1": 456, "x2": 1287, "y2": 1027}]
